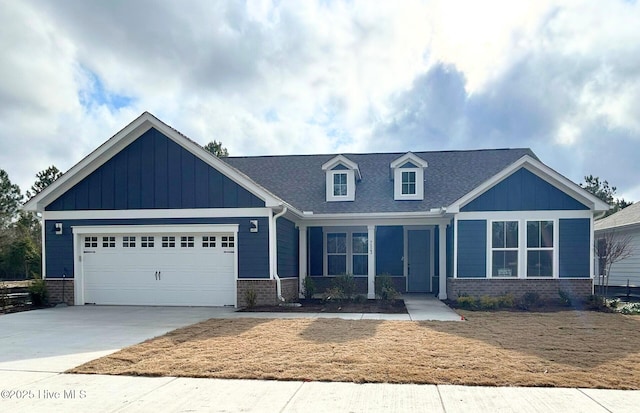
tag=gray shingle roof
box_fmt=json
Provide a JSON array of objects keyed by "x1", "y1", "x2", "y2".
[
  {"x1": 594, "y1": 202, "x2": 640, "y2": 231},
  {"x1": 223, "y1": 148, "x2": 536, "y2": 213}
]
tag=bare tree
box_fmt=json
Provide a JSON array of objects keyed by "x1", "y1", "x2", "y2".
[{"x1": 596, "y1": 231, "x2": 634, "y2": 296}]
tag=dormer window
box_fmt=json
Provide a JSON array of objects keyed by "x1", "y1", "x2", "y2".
[
  {"x1": 402, "y1": 171, "x2": 416, "y2": 195},
  {"x1": 322, "y1": 155, "x2": 361, "y2": 202},
  {"x1": 390, "y1": 153, "x2": 428, "y2": 201},
  {"x1": 333, "y1": 172, "x2": 348, "y2": 196}
]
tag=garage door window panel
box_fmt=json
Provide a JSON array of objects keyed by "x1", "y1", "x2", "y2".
[
  {"x1": 181, "y1": 236, "x2": 195, "y2": 248},
  {"x1": 84, "y1": 236, "x2": 97, "y2": 248},
  {"x1": 202, "y1": 236, "x2": 216, "y2": 247},
  {"x1": 141, "y1": 236, "x2": 154, "y2": 248},
  {"x1": 123, "y1": 236, "x2": 136, "y2": 248},
  {"x1": 221, "y1": 236, "x2": 234, "y2": 248},
  {"x1": 102, "y1": 236, "x2": 115, "y2": 248},
  {"x1": 162, "y1": 236, "x2": 176, "y2": 248}
]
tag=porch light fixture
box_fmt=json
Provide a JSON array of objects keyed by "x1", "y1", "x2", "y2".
[
  {"x1": 250, "y1": 220, "x2": 258, "y2": 233},
  {"x1": 55, "y1": 223, "x2": 63, "y2": 235}
]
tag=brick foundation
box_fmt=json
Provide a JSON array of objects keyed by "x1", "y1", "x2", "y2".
[
  {"x1": 279, "y1": 278, "x2": 299, "y2": 302},
  {"x1": 446, "y1": 278, "x2": 593, "y2": 301},
  {"x1": 45, "y1": 279, "x2": 74, "y2": 305}
]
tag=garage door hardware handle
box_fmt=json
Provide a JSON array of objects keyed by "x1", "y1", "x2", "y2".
[
  {"x1": 155, "y1": 271, "x2": 158, "y2": 280},
  {"x1": 158, "y1": 271, "x2": 161, "y2": 280}
]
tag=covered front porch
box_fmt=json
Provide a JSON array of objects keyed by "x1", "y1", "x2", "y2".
[{"x1": 297, "y1": 218, "x2": 452, "y2": 300}]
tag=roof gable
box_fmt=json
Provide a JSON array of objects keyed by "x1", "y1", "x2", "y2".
[
  {"x1": 448, "y1": 155, "x2": 610, "y2": 213},
  {"x1": 46, "y1": 128, "x2": 265, "y2": 211},
  {"x1": 24, "y1": 112, "x2": 283, "y2": 212}
]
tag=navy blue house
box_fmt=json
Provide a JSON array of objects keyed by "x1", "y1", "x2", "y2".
[{"x1": 24, "y1": 113, "x2": 610, "y2": 307}]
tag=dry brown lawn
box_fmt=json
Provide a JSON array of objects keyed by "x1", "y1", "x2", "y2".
[{"x1": 69, "y1": 311, "x2": 640, "y2": 389}]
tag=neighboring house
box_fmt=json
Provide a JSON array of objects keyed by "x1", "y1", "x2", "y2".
[
  {"x1": 23, "y1": 112, "x2": 610, "y2": 307},
  {"x1": 594, "y1": 202, "x2": 640, "y2": 287}
]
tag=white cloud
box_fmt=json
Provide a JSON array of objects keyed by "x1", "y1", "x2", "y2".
[{"x1": 1, "y1": 0, "x2": 639, "y2": 202}]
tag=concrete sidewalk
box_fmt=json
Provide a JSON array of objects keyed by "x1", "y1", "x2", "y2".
[{"x1": 0, "y1": 371, "x2": 637, "y2": 413}]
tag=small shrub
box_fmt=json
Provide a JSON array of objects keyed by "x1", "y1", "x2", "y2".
[
  {"x1": 322, "y1": 287, "x2": 344, "y2": 302},
  {"x1": 558, "y1": 290, "x2": 572, "y2": 307},
  {"x1": 375, "y1": 274, "x2": 398, "y2": 302},
  {"x1": 518, "y1": 292, "x2": 541, "y2": 311},
  {"x1": 479, "y1": 295, "x2": 499, "y2": 310},
  {"x1": 303, "y1": 276, "x2": 316, "y2": 299},
  {"x1": 497, "y1": 293, "x2": 515, "y2": 308},
  {"x1": 332, "y1": 274, "x2": 356, "y2": 300},
  {"x1": 353, "y1": 294, "x2": 367, "y2": 304},
  {"x1": 584, "y1": 294, "x2": 610, "y2": 311},
  {"x1": 0, "y1": 283, "x2": 8, "y2": 311},
  {"x1": 28, "y1": 279, "x2": 49, "y2": 307},
  {"x1": 244, "y1": 288, "x2": 257, "y2": 308},
  {"x1": 456, "y1": 295, "x2": 478, "y2": 310}
]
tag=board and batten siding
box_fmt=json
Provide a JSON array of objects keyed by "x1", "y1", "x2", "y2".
[
  {"x1": 559, "y1": 218, "x2": 591, "y2": 278},
  {"x1": 596, "y1": 227, "x2": 640, "y2": 286},
  {"x1": 276, "y1": 217, "x2": 299, "y2": 278},
  {"x1": 44, "y1": 217, "x2": 270, "y2": 280},
  {"x1": 46, "y1": 128, "x2": 265, "y2": 211},
  {"x1": 456, "y1": 220, "x2": 487, "y2": 278},
  {"x1": 461, "y1": 168, "x2": 589, "y2": 212},
  {"x1": 376, "y1": 226, "x2": 403, "y2": 276}
]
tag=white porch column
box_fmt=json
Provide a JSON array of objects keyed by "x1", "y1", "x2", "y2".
[
  {"x1": 367, "y1": 225, "x2": 376, "y2": 299},
  {"x1": 298, "y1": 225, "x2": 307, "y2": 298},
  {"x1": 438, "y1": 221, "x2": 448, "y2": 300}
]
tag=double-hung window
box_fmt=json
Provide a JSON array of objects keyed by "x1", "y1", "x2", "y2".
[
  {"x1": 352, "y1": 233, "x2": 368, "y2": 275},
  {"x1": 401, "y1": 171, "x2": 416, "y2": 195},
  {"x1": 333, "y1": 173, "x2": 348, "y2": 197},
  {"x1": 491, "y1": 221, "x2": 518, "y2": 277},
  {"x1": 327, "y1": 233, "x2": 347, "y2": 275},
  {"x1": 527, "y1": 220, "x2": 554, "y2": 277},
  {"x1": 326, "y1": 232, "x2": 369, "y2": 276}
]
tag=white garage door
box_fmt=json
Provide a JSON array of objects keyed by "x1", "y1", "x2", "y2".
[{"x1": 81, "y1": 232, "x2": 236, "y2": 306}]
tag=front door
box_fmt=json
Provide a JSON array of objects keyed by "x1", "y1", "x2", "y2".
[{"x1": 407, "y1": 229, "x2": 430, "y2": 292}]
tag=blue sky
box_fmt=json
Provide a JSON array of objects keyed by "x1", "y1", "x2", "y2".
[{"x1": 1, "y1": 0, "x2": 639, "y2": 202}]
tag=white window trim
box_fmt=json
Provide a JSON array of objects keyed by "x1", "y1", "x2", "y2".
[
  {"x1": 488, "y1": 220, "x2": 519, "y2": 279},
  {"x1": 326, "y1": 170, "x2": 356, "y2": 202},
  {"x1": 323, "y1": 228, "x2": 369, "y2": 276},
  {"x1": 525, "y1": 219, "x2": 559, "y2": 278},
  {"x1": 481, "y1": 216, "x2": 559, "y2": 279},
  {"x1": 393, "y1": 167, "x2": 424, "y2": 200}
]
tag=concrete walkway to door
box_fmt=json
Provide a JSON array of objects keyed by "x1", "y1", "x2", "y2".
[{"x1": 402, "y1": 294, "x2": 463, "y2": 321}]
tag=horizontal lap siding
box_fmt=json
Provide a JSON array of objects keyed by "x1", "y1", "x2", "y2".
[
  {"x1": 376, "y1": 226, "x2": 403, "y2": 276},
  {"x1": 559, "y1": 218, "x2": 591, "y2": 278},
  {"x1": 277, "y1": 218, "x2": 299, "y2": 278},
  {"x1": 457, "y1": 220, "x2": 486, "y2": 278},
  {"x1": 597, "y1": 229, "x2": 640, "y2": 286},
  {"x1": 462, "y1": 168, "x2": 589, "y2": 211},
  {"x1": 46, "y1": 128, "x2": 264, "y2": 211},
  {"x1": 44, "y1": 217, "x2": 269, "y2": 280}
]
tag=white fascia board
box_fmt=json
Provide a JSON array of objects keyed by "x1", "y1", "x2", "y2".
[
  {"x1": 321, "y1": 155, "x2": 361, "y2": 180},
  {"x1": 300, "y1": 210, "x2": 450, "y2": 227},
  {"x1": 447, "y1": 155, "x2": 610, "y2": 213},
  {"x1": 23, "y1": 112, "x2": 286, "y2": 211},
  {"x1": 43, "y1": 207, "x2": 273, "y2": 221},
  {"x1": 72, "y1": 224, "x2": 239, "y2": 235},
  {"x1": 389, "y1": 152, "x2": 428, "y2": 169}
]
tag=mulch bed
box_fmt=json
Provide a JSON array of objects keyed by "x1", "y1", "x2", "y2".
[{"x1": 239, "y1": 299, "x2": 407, "y2": 313}]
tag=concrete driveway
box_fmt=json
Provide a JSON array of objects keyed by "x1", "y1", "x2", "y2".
[{"x1": 0, "y1": 305, "x2": 225, "y2": 373}]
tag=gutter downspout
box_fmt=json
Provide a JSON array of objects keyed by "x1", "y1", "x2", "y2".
[{"x1": 272, "y1": 206, "x2": 288, "y2": 302}]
